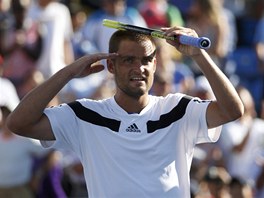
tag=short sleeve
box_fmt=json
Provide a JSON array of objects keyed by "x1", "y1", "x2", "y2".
[
  {"x1": 185, "y1": 98, "x2": 222, "y2": 145},
  {"x1": 40, "y1": 103, "x2": 81, "y2": 155}
]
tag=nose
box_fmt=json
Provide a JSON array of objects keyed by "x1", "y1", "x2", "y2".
[
  {"x1": 130, "y1": 58, "x2": 143, "y2": 68},
  {"x1": 132, "y1": 59, "x2": 145, "y2": 72}
]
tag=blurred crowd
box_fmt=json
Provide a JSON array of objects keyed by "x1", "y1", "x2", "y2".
[{"x1": 1, "y1": 0, "x2": 264, "y2": 197}]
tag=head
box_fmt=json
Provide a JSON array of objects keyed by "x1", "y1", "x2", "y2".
[
  {"x1": 107, "y1": 30, "x2": 157, "y2": 99},
  {"x1": 228, "y1": 177, "x2": 245, "y2": 198},
  {"x1": 0, "y1": 0, "x2": 10, "y2": 12},
  {"x1": 203, "y1": 166, "x2": 229, "y2": 198},
  {"x1": 101, "y1": 0, "x2": 126, "y2": 16},
  {"x1": 152, "y1": 71, "x2": 173, "y2": 97},
  {"x1": 189, "y1": 0, "x2": 220, "y2": 23}
]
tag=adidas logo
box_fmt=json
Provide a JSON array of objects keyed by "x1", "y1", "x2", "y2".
[{"x1": 126, "y1": 123, "x2": 141, "y2": 133}]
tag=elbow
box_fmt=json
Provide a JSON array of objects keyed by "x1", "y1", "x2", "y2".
[
  {"x1": 6, "y1": 114, "x2": 16, "y2": 134},
  {"x1": 227, "y1": 101, "x2": 244, "y2": 122},
  {"x1": 6, "y1": 114, "x2": 24, "y2": 136}
]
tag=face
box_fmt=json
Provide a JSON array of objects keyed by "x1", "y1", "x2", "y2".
[{"x1": 108, "y1": 39, "x2": 156, "y2": 99}]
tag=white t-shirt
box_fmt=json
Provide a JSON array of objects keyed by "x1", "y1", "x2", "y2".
[
  {"x1": 42, "y1": 93, "x2": 221, "y2": 198},
  {"x1": 26, "y1": 2, "x2": 73, "y2": 79}
]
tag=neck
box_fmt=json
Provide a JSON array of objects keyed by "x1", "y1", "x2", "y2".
[
  {"x1": 114, "y1": 93, "x2": 150, "y2": 114},
  {"x1": 1, "y1": 130, "x2": 15, "y2": 140}
]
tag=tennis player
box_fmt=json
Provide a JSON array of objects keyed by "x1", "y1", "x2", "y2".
[{"x1": 7, "y1": 26, "x2": 244, "y2": 198}]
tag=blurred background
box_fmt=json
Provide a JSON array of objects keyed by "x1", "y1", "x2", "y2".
[{"x1": 1, "y1": 0, "x2": 264, "y2": 197}]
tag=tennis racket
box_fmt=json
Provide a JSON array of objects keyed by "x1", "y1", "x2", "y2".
[{"x1": 102, "y1": 19, "x2": 211, "y2": 50}]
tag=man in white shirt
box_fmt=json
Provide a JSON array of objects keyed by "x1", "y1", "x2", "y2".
[{"x1": 7, "y1": 26, "x2": 244, "y2": 197}]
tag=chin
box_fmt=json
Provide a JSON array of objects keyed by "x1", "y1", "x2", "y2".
[{"x1": 127, "y1": 88, "x2": 147, "y2": 98}]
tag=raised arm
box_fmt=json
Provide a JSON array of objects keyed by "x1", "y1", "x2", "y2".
[
  {"x1": 162, "y1": 27, "x2": 244, "y2": 128},
  {"x1": 6, "y1": 53, "x2": 118, "y2": 140}
]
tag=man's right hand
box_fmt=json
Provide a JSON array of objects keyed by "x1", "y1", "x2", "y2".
[{"x1": 69, "y1": 53, "x2": 118, "y2": 78}]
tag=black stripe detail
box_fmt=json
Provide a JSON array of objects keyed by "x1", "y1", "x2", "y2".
[
  {"x1": 68, "y1": 101, "x2": 121, "y2": 132},
  {"x1": 133, "y1": 123, "x2": 138, "y2": 129},
  {"x1": 147, "y1": 96, "x2": 192, "y2": 133}
]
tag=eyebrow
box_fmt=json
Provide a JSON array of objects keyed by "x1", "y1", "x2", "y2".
[
  {"x1": 148, "y1": 49, "x2": 157, "y2": 58},
  {"x1": 119, "y1": 49, "x2": 157, "y2": 59}
]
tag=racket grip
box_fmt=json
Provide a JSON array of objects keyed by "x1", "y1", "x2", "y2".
[{"x1": 179, "y1": 35, "x2": 211, "y2": 49}]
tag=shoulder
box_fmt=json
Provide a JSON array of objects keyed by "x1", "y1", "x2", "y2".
[
  {"x1": 151, "y1": 93, "x2": 211, "y2": 106},
  {"x1": 75, "y1": 97, "x2": 110, "y2": 108},
  {"x1": 150, "y1": 93, "x2": 194, "y2": 112},
  {"x1": 66, "y1": 98, "x2": 112, "y2": 115}
]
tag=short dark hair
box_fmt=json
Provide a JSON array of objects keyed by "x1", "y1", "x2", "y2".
[{"x1": 108, "y1": 30, "x2": 156, "y2": 53}]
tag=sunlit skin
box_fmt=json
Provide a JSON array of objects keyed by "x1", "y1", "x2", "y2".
[{"x1": 107, "y1": 40, "x2": 157, "y2": 113}]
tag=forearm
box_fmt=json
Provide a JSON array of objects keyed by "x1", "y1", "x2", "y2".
[
  {"x1": 163, "y1": 26, "x2": 243, "y2": 125},
  {"x1": 192, "y1": 50, "x2": 244, "y2": 121},
  {"x1": 7, "y1": 66, "x2": 73, "y2": 131},
  {"x1": 7, "y1": 53, "x2": 115, "y2": 138}
]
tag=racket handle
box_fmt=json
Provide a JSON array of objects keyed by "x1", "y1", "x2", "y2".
[{"x1": 179, "y1": 35, "x2": 211, "y2": 49}]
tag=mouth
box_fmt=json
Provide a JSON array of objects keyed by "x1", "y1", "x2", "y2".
[{"x1": 130, "y1": 77, "x2": 145, "y2": 81}]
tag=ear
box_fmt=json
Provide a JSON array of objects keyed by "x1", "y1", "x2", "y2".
[
  {"x1": 107, "y1": 59, "x2": 114, "y2": 74},
  {"x1": 153, "y1": 57, "x2": 157, "y2": 73}
]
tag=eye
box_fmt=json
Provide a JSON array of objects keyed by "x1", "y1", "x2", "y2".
[
  {"x1": 122, "y1": 57, "x2": 135, "y2": 64},
  {"x1": 141, "y1": 56, "x2": 154, "y2": 65}
]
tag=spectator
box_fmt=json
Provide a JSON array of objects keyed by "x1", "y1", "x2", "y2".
[
  {"x1": 26, "y1": 0, "x2": 74, "y2": 80},
  {"x1": 219, "y1": 0, "x2": 238, "y2": 57},
  {"x1": 59, "y1": 2, "x2": 101, "y2": 101},
  {"x1": 219, "y1": 86, "x2": 264, "y2": 184},
  {"x1": 151, "y1": 71, "x2": 174, "y2": 96},
  {"x1": 138, "y1": 0, "x2": 184, "y2": 28},
  {"x1": 169, "y1": 0, "x2": 193, "y2": 19},
  {"x1": 191, "y1": 75, "x2": 214, "y2": 100},
  {"x1": 34, "y1": 150, "x2": 67, "y2": 198},
  {"x1": 255, "y1": 0, "x2": 264, "y2": 115},
  {"x1": 153, "y1": 38, "x2": 195, "y2": 95},
  {"x1": 228, "y1": 177, "x2": 253, "y2": 198},
  {"x1": 254, "y1": 0, "x2": 264, "y2": 73},
  {"x1": 195, "y1": 166, "x2": 231, "y2": 198},
  {"x1": 1, "y1": 0, "x2": 42, "y2": 99},
  {"x1": 61, "y1": 151, "x2": 88, "y2": 198},
  {"x1": 81, "y1": 0, "x2": 147, "y2": 53},
  {"x1": 0, "y1": 0, "x2": 14, "y2": 55},
  {"x1": 0, "y1": 106, "x2": 47, "y2": 198},
  {"x1": 186, "y1": 0, "x2": 231, "y2": 69},
  {"x1": 69, "y1": 2, "x2": 92, "y2": 60},
  {"x1": 223, "y1": 0, "x2": 246, "y2": 17}
]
